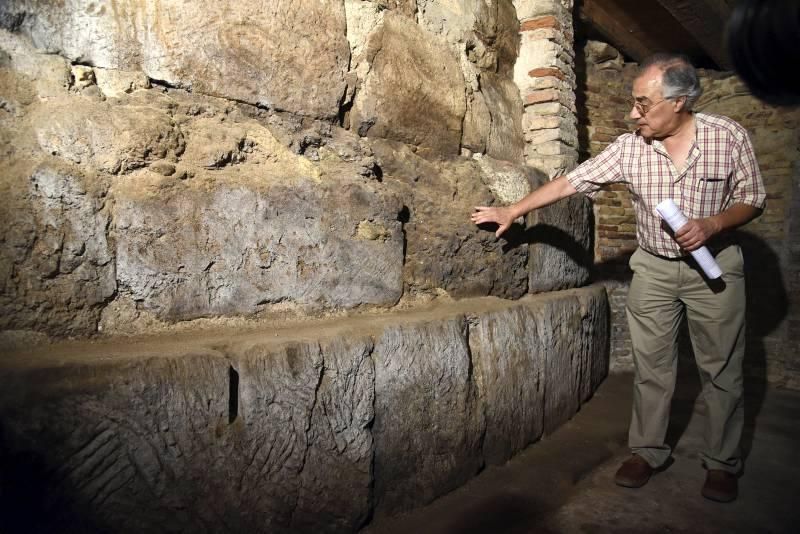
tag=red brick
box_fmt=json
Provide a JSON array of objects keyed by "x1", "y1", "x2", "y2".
[
  {"x1": 520, "y1": 16, "x2": 560, "y2": 32},
  {"x1": 527, "y1": 67, "x2": 566, "y2": 80}
]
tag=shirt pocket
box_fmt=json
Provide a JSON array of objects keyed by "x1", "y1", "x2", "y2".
[{"x1": 694, "y1": 171, "x2": 731, "y2": 213}]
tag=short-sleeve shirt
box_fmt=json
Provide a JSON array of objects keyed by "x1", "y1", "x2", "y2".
[{"x1": 566, "y1": 112, "x2": 766, "y2": 258}]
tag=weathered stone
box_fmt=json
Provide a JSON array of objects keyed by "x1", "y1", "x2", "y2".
[
  {"x1": 372, "y1": 317, "x2": 484, "y2": 516},
  {"x1": 481, "y1": 72, "x2": 525, "y2": 162},
  {"x1": 0, "y1": 161, "x2": 115, "y2": 337},
  {"x1": 415, "y1": 0, "x2": 522, "y2": 161},
  {"x1": 584, "y1": 40, "x2": 622, "y2": 66},
  {"x1": 235, "y1": 336, "x2": 375, "y2": 533},
  {"x1": 0, "y1": 29, "x2": 70, "y2": 99},
  {"x1": 462, "y1": 90, "x2": 491, "y2": 154},
  {"x1": 534, "y1": 293, "x2": 589, "y2": 433},
  {"x1": 113, "y1": 176, "x2": 404, "y2": 321},
  {"x1": 469, "y1": 305, "x2": 544, "y2": 464},
  {"x1": 0, "y1": 0, "x2": 350, "y2": 119},
  {"x1": 475, "y1": 154, "x2": 534, "y2": 206},
  {"x1": 290, "y1": 336, "x2": 375, "y2": 532},
  {"x1": 30, "y1": 97, "x2": 185, "y2": 174},
  {"x1": 372, "y1": 140, "x2": 529, "y2": 299},
  {"x1": 93, "y1": 67, "x2": 151, "y2": 98},
  {"x1": 0, "y1": 287, "x2": 610, "y2": 531},
  {"x1": 350, "y1": 13, "x2": 466, "y2": 156},
  {"x1": 180, "y1": 118, "x2": 250, "y2": 169},
  {"x1": 0, "y1": 352, "x2": 232, "y2": 533},
  {"x1": 528, "y1": 178, "x2": 592, "y2": 293}
]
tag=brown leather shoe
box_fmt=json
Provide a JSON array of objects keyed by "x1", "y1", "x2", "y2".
[
  {"x1": 702, "y1": 469, "x2": 738, "y2": 502},
  {"x1": 614, "y1": 455, "x2": 654, "y2": 488}
]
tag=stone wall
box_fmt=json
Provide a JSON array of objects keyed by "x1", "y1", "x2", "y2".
[
  {"x1": 0, "y1": 287, "x2": 609, "y2": 533},
  {"x1": 0, "y1": 2, "x2": 610, "y2": 531},
  {"x1": 0, "y1": 1, "x2": 592, "y2": 344},
  {"x1": 513, "y1": 0, "x2": 592, "y2": 292},
  {"x1": 575, "y1": 40, "x2": 800, "y2": 388}
]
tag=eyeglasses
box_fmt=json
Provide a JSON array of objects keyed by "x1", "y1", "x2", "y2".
[{"x1": 632, "y1": 98, "x2": 671, "y2": 116}]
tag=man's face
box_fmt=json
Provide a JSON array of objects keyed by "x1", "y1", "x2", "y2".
[{"x1": 630, "y1": 67, "x2": 676, "y2": 139}]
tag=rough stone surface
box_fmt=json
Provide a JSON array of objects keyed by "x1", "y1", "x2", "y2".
[
  {"x1": 372, "y1": 140, "x2": 530, "y2": 300},
  {"x1": 2, "y1": 4, "x2": 596, "y2": 358},
  {"x1": 0, "y1": 1, "x2": 351, "y2": 119},
  {"x1": 349, "y1": 13, "x2": 466, "y2": 156},
  {"x1": 0, "y1": 286, "x2": 609, "y2": 533},
  {"x1": 30, "y1": 97, "x2": 185, "y2": 174},
  {"x1": 0, "y1": 28, "x2": 70, "y2": 99},
  {"x1": 113, "y1": 177, "x2": 404, "y2": 321},
  {"x1": 234, "y1": 337, "x2": 375, "y2": 533},
  {"x1": 528, "y1": 183, "x2": 593, "y2": 293},
  {"x1": 417, "y1": 0, "x2": 524, "y2": 162},
  {"x1": 372, "y1": 318, "x2": 484, "y2": 516},
  {"x1": 0, "y1": 161, "x2": 115, "y2": 337},
  {"x1": 0, "y1": 352, "x2": 232, "y2": 533},
  {"x1": 469, "y1": 305, "x2": 544, "y2": 465}
]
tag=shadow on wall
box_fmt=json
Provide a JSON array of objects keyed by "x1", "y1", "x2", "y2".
[
  {"x1": 0, "y1": 424, "x2": 104, "y2": 534},
  {"x1": 498, "y1": 221, "x2": 594, "y2": 269}
]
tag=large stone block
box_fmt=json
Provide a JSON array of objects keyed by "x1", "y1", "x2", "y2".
[
  {"x1": 528, "y1": 188, "x2": 593, "y2": 293},
  {"x1": 350, "y1": 13, "x2": 466, "y2": 156},
  {"x1": 0, "y1": 0, "x2": 350, "y2": 119},
  {"x1": 417, "y1": 0, "x2": 524, "y2": 162},
  {"x1": 469, "y1": 305, "x2": 545, "y2": 465},
  {"x1": 234, "y1": 336, "x2": 375, "y2": 533},
  {"x1": 372, "y1": 317, "x2": 485, "y2": 516},
  {"x1": 0, "y1": 29, "x2": 71, "y2": 99},
  {"x1": 533, "y1": 286, "x2": 609, "y2": 434},
  {"x1": 577, "y1": 284, "x2": 611, "y2": 399},
  {"x1": 0, "y1": 352, "x2": 233, "y2": 533},
  {"x1": 113, "y1": 177, "x2": 404, "y2": 321},
  {"x1": 372, "y1": 140, "x2": 530, "y2": 299},
  {"x1": 293, "y1": 336, "x2": 375, "y2": 532}
]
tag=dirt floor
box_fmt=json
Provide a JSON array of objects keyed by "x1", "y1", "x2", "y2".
[{"x1": 362, "y1": 368, "x2": 800, "y2": 534}]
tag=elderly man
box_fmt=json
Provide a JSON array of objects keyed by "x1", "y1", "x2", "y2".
[{"x1": 471, "y1": 53, "x2": 765, "y2": 503}]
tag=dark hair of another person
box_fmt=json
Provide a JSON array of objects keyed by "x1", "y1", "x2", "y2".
[{"x1": 726, "y1": 0, "x2": 800, "y2": 107}]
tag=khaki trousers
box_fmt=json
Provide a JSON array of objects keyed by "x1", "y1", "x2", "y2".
[{"x1": 626, "y1": 245, "x2": 746, "y2": 473}]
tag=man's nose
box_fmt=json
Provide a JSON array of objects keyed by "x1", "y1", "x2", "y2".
[{"x1": 630, "y1": 106, "x2": 641, "y2": 120}]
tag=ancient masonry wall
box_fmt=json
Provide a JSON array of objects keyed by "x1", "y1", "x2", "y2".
[
  {"x1": 0, "y1": 288, "x2": 609, "y2": 534},
  {"x1": 0, "y1": 1, "x2": 608, "y2": 531},
  {"x1": 575, "y1": 40, "x2": 800, "y2": 388},
  {"x1": 514, "y1": 0, "x2": 578, "y2": 176}
]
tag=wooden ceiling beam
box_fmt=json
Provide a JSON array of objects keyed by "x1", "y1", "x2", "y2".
[
  {"x1": 654, "y1": 0, "x2": 733, "y2": 69},
  {"x1": 578, "y1": 0, "x2": 658, "y2": 63}
]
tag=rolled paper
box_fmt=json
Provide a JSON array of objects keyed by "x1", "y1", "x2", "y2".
[{"x1": 655, "y1": 199, "x2": 723, "y2": 279}]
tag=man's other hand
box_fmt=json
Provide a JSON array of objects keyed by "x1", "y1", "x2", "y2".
[
  {"x1": 674, "y1": 217, "x2": 722, "y2": 251},
  {"x1": 471, "y1": 206, "x2": 515, "y2": 237}
]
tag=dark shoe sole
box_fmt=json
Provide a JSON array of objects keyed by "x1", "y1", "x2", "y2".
[
  {"x1": 701, "y1": 489, "x2": 737, "y2": 503},
  {"x1": 614, "y1": 474, "x2": 651, "y2": 488}
]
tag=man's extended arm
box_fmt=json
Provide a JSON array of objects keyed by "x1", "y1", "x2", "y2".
[
  {"x1": 470, "y1": 176, "x2": 578, "y2": 237},
  {"x1": 674, "y1": 203, "x2": 763, "y2": 251}
]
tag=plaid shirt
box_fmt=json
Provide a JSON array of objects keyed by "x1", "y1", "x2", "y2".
[{"x1": 566, "y1": 113, "x2": 766, "y2": 258}]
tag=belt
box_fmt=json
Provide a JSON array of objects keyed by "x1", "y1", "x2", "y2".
[{"x1": 641, "y1": 239, "x2": 736, "y2": 261}]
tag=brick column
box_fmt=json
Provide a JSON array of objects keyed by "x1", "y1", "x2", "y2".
[{"x1": 513, "y1": 0, "x2": 578, "y2": 176}]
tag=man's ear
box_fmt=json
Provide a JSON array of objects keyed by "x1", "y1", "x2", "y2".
[{"x1": 673, "y1": 95, "x2": 688, "y2": 112}]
